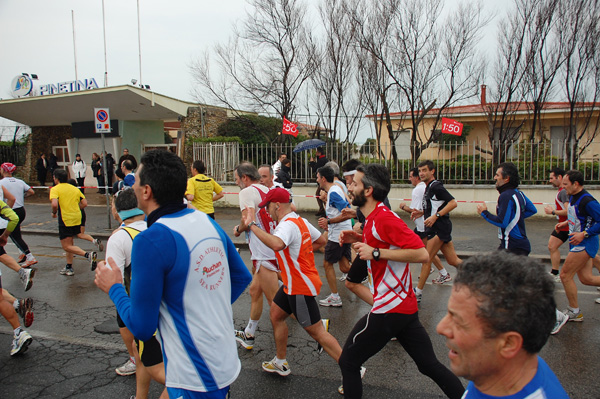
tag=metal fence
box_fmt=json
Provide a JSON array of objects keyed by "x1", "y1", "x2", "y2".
[{"x1": 193, "y1": 140, "x2": 600, "y2": 184}]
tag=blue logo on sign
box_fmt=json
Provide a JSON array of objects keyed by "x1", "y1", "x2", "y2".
[
  {"x1": 97, "y1": 110, "x2": 108, "y2": 122},
  {"x1": 96, "y1": 124, "x2": 102, "y2": 130}
]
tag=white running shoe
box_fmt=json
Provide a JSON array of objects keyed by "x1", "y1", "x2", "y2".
[
  {"x1": 115, "y1": 358, "x2": 137, "y2": 376},
  {"x1": 551, "y1": 311, "x2": 568, "y2": 335},
  {"x1": 318, "y1": 294, "x2": 342, "y2": 307},
  {"x1": 11, "y1": 331, "x2": 33, "y2": 356},
  {"x1": 262, "y1": 356, "x2": 291, "y2": 376},
  {"x1": 338, "y1": 367, "x2": 366, "y2": 395}
]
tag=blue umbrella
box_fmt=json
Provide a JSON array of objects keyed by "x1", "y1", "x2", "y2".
[{"x1": 292, "y1": 139, "x2": 326, "y2": 153}]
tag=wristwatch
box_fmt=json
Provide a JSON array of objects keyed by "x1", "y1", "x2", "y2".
[
  {"x1": 584, "y1": 231, "x2": 590, "y2": 239},
  {"x1": 247, "y1": 221, "x2": 257, "y2": 229},
  {"x1": 372, "y1": 248, "x2": 381, "y2": 261},
  {"x1": 435, "y1": 212, "x2": 441, "y2": 218}
]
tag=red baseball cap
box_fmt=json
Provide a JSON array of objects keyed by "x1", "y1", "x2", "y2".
[{"x1": 258, "y1": 187, "x2": 291, "y2": 208}]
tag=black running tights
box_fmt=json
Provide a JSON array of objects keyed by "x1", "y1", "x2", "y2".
[
  {"x1": 10, "y1": 207, "x2": 30, "y2": 255},
  {"x1": 338, "y1": 311, "x2": 464, "y2": 399}
]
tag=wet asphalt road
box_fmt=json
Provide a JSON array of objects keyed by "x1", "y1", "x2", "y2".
[{"x1": 0, "y1": 202, "x2": 598, "y2": 398}]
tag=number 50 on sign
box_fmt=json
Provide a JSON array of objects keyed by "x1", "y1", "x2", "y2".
[{"x1": 441, "y1": 117, "x2": 463, "y2": 136}]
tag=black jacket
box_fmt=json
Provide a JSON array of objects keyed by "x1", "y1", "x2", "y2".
[{"x1": 277, "y1": 166, "x2": 293, "y2": 189}]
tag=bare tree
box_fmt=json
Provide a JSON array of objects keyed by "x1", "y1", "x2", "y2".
[
  {"x1": 351, "y1": 0, "x2": 487, "y2": 163},
  {"x1": 310, "y1": 0, "x2": 366, "y2": 144},
  {"x1": 483, "y1": 0, "x2": 536, "y2": 162},
  {"x1": 190, "y1": 0, "x2": 317, "y2": 141},
  {"x1": 521, "y1": 0, "x2": 563, "y2": 142},
  {"x1": 559, "y1": 0, "x2": 600, "y2": 165}
]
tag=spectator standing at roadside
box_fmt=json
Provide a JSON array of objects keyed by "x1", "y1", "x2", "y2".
[
  {"x1": 103, "y1": 152, "x2": 115, "y2": 193},
  {"x1": 48, "y1": 153, "x2": 58, "y2": 180},
  {"x1": 35, "y1": 154, "x2": 48, "y2": 187},
  {"x1": 272, "y1": 152, "x2": 286, "y2": 178},
  {"x1": 117, "y1": 148, "x2": 137, "y2": 179},
  {"x1": 276, "y1": 158, "x2": 293, "y2": 193},
  {"x1": 0, "y1": 163, "x2": 37, "y2": 267},
  {"x1": 309, "y1": 147, "x2": 328, "y2": 217},
  {"x1": 91, "y1": 153, "x2": 105, "y2": 194},
  {"x1": 185, "y1": 160, "x2": 224, "y2": 219},
  {"x1": 72, "y1": 154, "x2": 86, "y2": 193},
  {"x1": 121, "y1": 160, "x2": 136, "y2": 188}
]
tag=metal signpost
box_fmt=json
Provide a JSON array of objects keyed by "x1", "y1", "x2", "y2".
[{"x1": 94, "y1": 108, "x2": 112, "y2": 229}]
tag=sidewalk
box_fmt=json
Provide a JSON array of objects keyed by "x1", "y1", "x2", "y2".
[{"x1": 22, "y1": 191, "x2": 564, "y2": 262}]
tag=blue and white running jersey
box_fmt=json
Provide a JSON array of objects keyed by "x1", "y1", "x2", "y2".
[{"x1": 110, "y1": 208, "x2": 251, "y2": 393}]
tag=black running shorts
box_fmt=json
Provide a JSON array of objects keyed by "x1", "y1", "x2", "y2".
[
  {"x1": 426, "y1": 218, "x2": 453, "y2": 243},
  {"x1": 346, "y1": 256, "x2": 368, "y2": 284},
  {"x1": 273, "y1": 285, "x2": 322, "y2": 328},
  {"x1": 59, "y1": 225, "x2": 82, "y2": 240},
  {"x1": 135, "y1": 335, "x2": 164, "y2": 367},
  {"x1": 324, "y1": 241, "x2": 352, "y2": 264},
  {"x1": 551, "y1": 229, "x2": 569, "y2": 243}
]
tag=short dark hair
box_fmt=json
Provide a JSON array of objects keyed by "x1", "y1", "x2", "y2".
[
  {"x1": 114, "y1": 187, "x2": 138, "y2": 212},
  {"x1": 356, "y1": 163, "x2": 390, "y2": 202},
  {"x1": 497, "y1": 162, "x2": 520, "y2": 187},
  {"x1": 68, "y1": 178, "x2": 77, "y2": 186},
  {"x1": 54, "y1": 169, "x2": 68, "y2": 183},
  {"x1": 409, "y1": 167, "x2": 419, "y2": 178},
  {"x1": 258, "y1": 164, "x2": 273, "y2": 175},
  {"x1": 139, "y1": 149, "x2": 187, "y2": 206},
  {"x1": 317, "y1": 166, "x2": 335, "y2": 183},
  {"x1": 192, "y1": 160, "x2": 206, "y2": 174},
  {"x1": 342, "y1": 159, "x2": 362, "y2": 172},
  {"x1": 548, "y1": 167, "x2": 565, "y2": 178},
  {"x1": 454, "y1": 251, "x2": 555, "y2": 354},
  {"x1": 235, "y1": 162, "x2": 260, "y2": 182},
  {"x1": 565, "y1": 169, "x2": 584, "y2": 186},
  {"x1": 122, "y1": 160, "x2": 133, "y2": 171},
  {"x1": 418, "y1": 160, "x2": 435, "y2": 171},
  {"x1": 281, "y1": 158, "x2": 291, "y2": 166},
  {"x1": 316, "y1": 147, "x2": 325, "y2": 155}
]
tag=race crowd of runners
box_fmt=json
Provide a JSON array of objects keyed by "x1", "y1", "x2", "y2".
[{"x1": 3, "y1": 147, "x2": 592, "y2": 398}]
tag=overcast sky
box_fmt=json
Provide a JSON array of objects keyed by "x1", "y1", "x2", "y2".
[{"x1": 0, "y1": 0, "x2": 508, "y2": 142}]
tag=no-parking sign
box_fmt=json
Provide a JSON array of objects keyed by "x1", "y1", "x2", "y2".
[{"x1": 94, "y1": 108, "x2": 111, "y2": 133}]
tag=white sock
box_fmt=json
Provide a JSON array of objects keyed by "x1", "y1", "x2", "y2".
[
  {"x1": 246, "y1": 319, "x2": 259, "y2": 336},
  {"x1": 13, "y1": 300, "x2": 19, "y2": 310},
  {"x1": 439, "y1": 268, "x2": 448, "y2": 276},
  {"x1": 415, "y1": 288, "x2": 423, "y2": 295},
  {"x1": 331, "y1": 293, "x2": 340, "y2": 299},
  {"x1": 26, "y1": 253, "x2": 35, "y2": 261},
  {"x1": 14, "y1": 327, "x2": 22, "y2": 337},
  {"x1": 568, "y1": 306, "x2": 580, "y2": 314},
  {"x1": 274, "y1": 357, "x2": 287, "y2": 367}
]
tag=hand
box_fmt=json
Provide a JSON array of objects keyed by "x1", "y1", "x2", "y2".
[
  {"x1": 569, "y1": 232, "x2": 585, "y2": 245},
  {"x1": 411, "y1": 210, "x2": 424, "y2": 221},
  {"x1": 424, "y1": 215, "x2": 437, "y2": 227},
  {"x1": 94, "y1": 257, "x2": 123, "y2": 294},
  {"x1": 309, "y1": 157, "x2": 315, "y2": 162},
  {"x1": 353, "y1": 242, "x2": 374, "y2": 260},
  {"x1": 555, "y1": 221, "x2": 567, "y2": 232},
  {"x1": 339, "y1": 230, "x2": 361, "y2": 244},
  {"x1": 233, "y1": 225, "x2": 241, "y2": 237},
  {"x1": 341, "y1": 207, "x2": 357, "y2": 219},
  {"x1": 353, "y1": 222, "x2": 363, "y2": 234},
  {"x1": 0, "y1": 235, "x2": 7, "y2": 247},
  {"x1": 243, "y1": 206, "x2": 256, "y2": 226},
  {"x1": 319, "y1": 190, "x2": 327, "y2": 201},
  {"x1": 544, "y1": 205, "x2": 554, "y2": 215},
  {"x1": 318, "y1": 217, "x2": 329, "y2": 230},
  {"x1": 52, "y1": 212, "x2": 57, "y2": 219},
  {"x1": 476, "y1": 203, "x2": 487, "y2": 214}
]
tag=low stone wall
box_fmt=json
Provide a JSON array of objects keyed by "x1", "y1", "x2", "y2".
[{"x1": 216, "y1": 183, "x2": 600, "y2": 218}]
